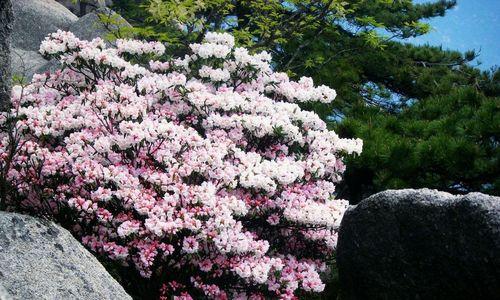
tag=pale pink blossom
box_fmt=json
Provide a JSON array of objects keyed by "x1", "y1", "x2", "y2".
[{"x1": 1, "y1": 31, "x2": 362, "y2": 299}]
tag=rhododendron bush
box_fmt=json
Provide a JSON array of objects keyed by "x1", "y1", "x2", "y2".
[{"x1": 0, "y1": 31, "x2": 362, "y2": 299}]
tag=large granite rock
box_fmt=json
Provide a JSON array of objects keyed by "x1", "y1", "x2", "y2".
[
  {"x1": 69, "y1": 7, "x2": 132, "y2": 42},
  {"x1": 0, "y1": 211, "x2": 131, "y2": 300},
  {"x1": 12, "y1": 0, "x2": 78, "y2": 51},
  {"x1": 337, "y1": 189, "x2": 500, "y2": 300}
]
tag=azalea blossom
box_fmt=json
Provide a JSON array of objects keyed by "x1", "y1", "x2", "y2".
[{"x1": 1, "y1": 31, "x2": 362, "y2": 299}]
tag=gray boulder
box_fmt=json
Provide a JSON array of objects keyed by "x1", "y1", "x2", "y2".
[
  {"x1": 11, "y1": 0, "x2": 78, "y2": 80},
  {"x1": 10, "y1": 1, "x2": 131, "y2": 80},
  {"x1": 56, "y1": 0, "x2": 113, "y2": 17},
  {"x1": 12, "y1": 0, "x2": 78, "y2": 51},
  {"x1": 337, "y1": 189, "x2": 500, "y2": 300},
  {"x1": 69, "y1": 7, "x2": 132, "y2": 42},
  {"x1": 0, "y1": 211, "x2": 131, "y2": 300},
  {"x1": 11, "y1": 48, "x2": 57, "y2": 80}
]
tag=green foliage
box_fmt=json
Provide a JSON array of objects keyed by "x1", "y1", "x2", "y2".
[
  {"x1": 96, "y1": 10, "x2": 136, "y2": 40},
  {"x1": 338, "y1": 87, "x2": 499, "y2": 200},
  {"x1": 110, "y1": 0, "x2": 500, "y2": 203}
]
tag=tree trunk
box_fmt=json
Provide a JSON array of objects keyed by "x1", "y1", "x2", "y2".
[{"x1": 0, "y1": 0, "x2": 13, "y2": 112}]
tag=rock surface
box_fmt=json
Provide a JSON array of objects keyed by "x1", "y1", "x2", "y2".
[
  {"x1": 57, "y1": 0, "x2": 113, "y2": 17},
  {"x1": 69, "y1": 7, "x2": 132, "y2": 42},
  {"x1": 11, "y1": 48, "x2": 57, "y2": 81},
  {"x1": 12, "y1": 0, "x2": 78, "y2": 51},
  {"x1": 0, "y1": 0, "x2": 13, "y2": 111},
  {"x1": 10, "y1": 0, "x2": 78, "y2": 79},
  {"x1": 337, "y1": 189, "x2": 500, "y2": 300},
  {"x1": 0, "y1": 284, "x2": 12, "y2": 300},
  {"x1": 10, "y1": 1, "x2": 130, "y2": 80},
  {"x1": 0, "y1": 211, "x2": 131, "y2": 300}
]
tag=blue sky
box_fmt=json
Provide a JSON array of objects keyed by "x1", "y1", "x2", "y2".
[{"x1": 409, "y1": 0, "x2": 499, "y2": 70}]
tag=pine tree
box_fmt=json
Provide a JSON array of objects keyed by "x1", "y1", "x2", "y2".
[{"x1": 338, "y1": 84, "x2": 499, "y2": 201}]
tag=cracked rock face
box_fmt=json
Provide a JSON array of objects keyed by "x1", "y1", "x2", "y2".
[
  {"x1": 0, "y1": 212, "x2": 131, "y2": 300},
  {"x1": 337, "y1": 189, "x2": 500, "y2": 300}
]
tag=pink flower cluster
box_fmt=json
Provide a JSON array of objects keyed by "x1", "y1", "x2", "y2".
[{"x1": 1, "y1": 31, "x2": 362, "y2": 299}]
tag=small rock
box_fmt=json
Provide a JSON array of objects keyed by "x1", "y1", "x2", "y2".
[
  {"x1": 0, "y1": 212, "x2": 131, "y2": 300},
  {"x1": 337, "y1": 189, "x2": 500, "y2": 300}
]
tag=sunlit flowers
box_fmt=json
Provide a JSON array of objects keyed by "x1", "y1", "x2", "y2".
[{"x1": 1, "y1": 31, "x2": 362, "y2": 299}]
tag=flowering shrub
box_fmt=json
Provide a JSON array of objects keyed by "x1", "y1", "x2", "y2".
[{"x1": 0, "y1": 30, "x2": 362, "y2": 299}]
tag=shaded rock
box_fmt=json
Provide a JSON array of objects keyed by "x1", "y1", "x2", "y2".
[
  {"x1": 56, "y1": 0, "x2": 113, "y2": 17},
  {"x1": 11, "y1": 48, "x2": 58, "y2": 80},
  {"x1": 0, "y1": 211, "x2": 131, "y2": 300},
  {"x1": 0, "y1": 0, "x2": 13, "y2": 111},
  {"x1": 69, "y1": 7, "x2": 132, "y2": 42},
  {"x1": 337, "y1": 189, "x2": 500, "y2": 300},
  {"x1": 12, "y1": 0, "x2": 78, "y2": 51}
]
